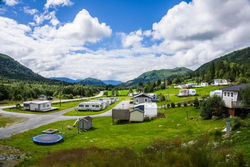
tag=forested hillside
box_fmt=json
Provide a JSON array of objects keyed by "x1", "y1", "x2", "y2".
[
  {"x1": 0, "y1": 53, "x2": 48, "y2": 82},
  {"x1": 122, "y1": 67, "x2": 192, "y2": 86}
]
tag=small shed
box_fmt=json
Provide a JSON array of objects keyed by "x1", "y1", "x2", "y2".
[
  {"x1": 78, "y1": 116, "x2": 93, "y2": 131},
  {"x1": 130, "y1": 108, "x2": 144, "y2": 122},
  {"x1": 112, "y1": 109, "x2": 130, "y2": 123}
]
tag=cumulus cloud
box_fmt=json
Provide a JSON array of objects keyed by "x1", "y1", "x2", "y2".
[
  {"x1": 121, "y1": 29, "x2": 143, "y2": 48},
  {"x1": 152, "y1": 0, "x2": 250, "y2": 69},
  {"x1": 45, "y1": 0, "x2": 73, "y2": 9},
  {"x1": 3, "y1": 0, "x2": 19, "y2": 6}
]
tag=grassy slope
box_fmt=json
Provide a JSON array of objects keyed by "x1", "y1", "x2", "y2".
[
  {"x1": 63, "y1": 97, "x2": 129, "y2": 116},
  {"x1": 106, "y1": 90, "x2": 129, "y2": 96},
  {"x1": 0, "y1": 107, "x2": 231, "y2": 164},
  {"x1": 154, "y1": 86, "x2": 226, "y2": 106}
]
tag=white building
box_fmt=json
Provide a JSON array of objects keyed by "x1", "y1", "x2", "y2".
[
  {"x1": 23, "y1": 101, "x2": 55, "y2": 112},
  {"x1": 200, "y1": 82, "x2": 209, "y2": 87},
  {"x1": 178, "y1": 89, "x2": 196, "y2": 96},
  {"x1": 133, "y1": 93, "x2": 153, "y2": 104},
  {"x1": 134, "y1": 103, "x2": 158, "y2": 119},
  {"x1": 77, "y1": 101, "x2": 105, "y2": 111},
  {"x1": 210, "y1": 90, "x2": 222, "y2": 97},
  {"x1": 212, "y1": 79, "x2": 229, "y2": 86}
]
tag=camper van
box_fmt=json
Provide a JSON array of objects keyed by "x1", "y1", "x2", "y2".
[
  {"x1": 178, "y1": 89, "x2": 196, "y2": 96},
  {"x1": 23, "y1": 101, "x2": 53, "y2": 112},
  {"x1": 134, "y1": 103, "x2": 158, "y2": 119},
  {"x1": 77, "y1": 101, "x2": 105, "y2": 111}
]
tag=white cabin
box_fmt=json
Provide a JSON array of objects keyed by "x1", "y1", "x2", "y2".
[
  {"x1": 210, "y1": 90, "x2": 222, "y2": 97},
  {"x1": 23, "y1": 101, "x2": 52, "y2": 112},
  {"x1": 77, "y1": 101, "x2": 105, "y2": 111},
  {"x1": 134, "y1": 103, "x2": 157, "y2": 119}
]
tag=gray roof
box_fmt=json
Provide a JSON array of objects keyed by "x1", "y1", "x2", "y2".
[
  {"x1": 220, "y1": 84, "x2": 250, "y2": 91},
  {"x1": 134, "y1": 93, "x2": 152, "y2": 99},
  {"x1": 130, "y1": 108, "x2": 144, "y2": 113}
]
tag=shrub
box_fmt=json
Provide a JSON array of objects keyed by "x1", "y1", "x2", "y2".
[
  {"x1": 194, "y1": 98, "x2": 199, "y2": 109},
  {"x1": 183, "y1": 103, "x2": 187, "y2": 107},
  {"x1": 167, "y1": 104, "x2": 170, "y2": 108},
  {"x1": 171, "y1": 103, "x2": 175, "y2": 108},
  {"x1": 200, "y1": 96, "x2": 225, "y2": 120},
  {"x1": 177, "y1": 103, "x2": 181, "y2": 107},
  {"x1": 232, "y1": 118, "x2": 242, "y2": 131}
]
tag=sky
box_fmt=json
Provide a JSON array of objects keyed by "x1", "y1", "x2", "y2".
[{"x1": 0, "y1": 0, "x2": 250, "y2": 82}]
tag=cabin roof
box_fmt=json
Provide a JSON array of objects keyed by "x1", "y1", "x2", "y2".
[
  {"x1": 82, "y1": 116, "x2": 92, "y2": 121},
  {"x1": 134, "y1": 93, "x2": 152, "y2": 99},
  {"x1": 220, "y1": 84, "x2": 250, "y2": 92},
  {"x1": 130, "y1": 108, "x2": 144, "y2": 113}
]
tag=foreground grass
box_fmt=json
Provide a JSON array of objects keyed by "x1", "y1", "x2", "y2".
[
  {"x1": 155, "y1": 86, "x2": 226, "y2": 106},
  {"x1": 106, "y1": 90, "x2": 129, "y2": 96},
  {"x1": 0, "y1": 106, "x2": 234, "y2": 166},
  {"x1": 63, "y1": 97, "x2": 128, "y2": 116},
  {"x1": 0, "y1": 114, "x2": 24, "y2": 128}
]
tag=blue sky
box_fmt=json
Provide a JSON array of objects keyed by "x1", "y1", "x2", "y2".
[{"x1": 0, "y1": 0, "x2": 250, "y2": 81}]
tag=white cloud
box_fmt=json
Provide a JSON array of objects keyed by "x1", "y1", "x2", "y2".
[
  {"x1": 45, "y1": 0, "x2": 73, "y2": 9},
  {"x1": 3, "y1": 0, "x2": 19, "y2": 6},
  {"x1": 152, "y1": 0, "x2": 250, "y2": 69},
  {"x1": 121, "y1": 29, "x2": 143, "y2": 48},
  {"x1": 23, "y1": 7, "x2": 38, "y2": 15}
]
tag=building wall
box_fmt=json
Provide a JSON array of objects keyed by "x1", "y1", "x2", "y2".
[
  {"x1": 130, "y1": 111, "x2": 144, "y2": 122},
  {"x1": 134, "y1": 97, "x2": 151, "y2": 104},
  {"x1": 30, "y1": 102, "x2": 51, "y2": 111}
]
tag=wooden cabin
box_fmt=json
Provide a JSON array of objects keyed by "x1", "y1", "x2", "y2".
[{"x1": 78, "y1": 116, "x2": 93, "y2": 131}]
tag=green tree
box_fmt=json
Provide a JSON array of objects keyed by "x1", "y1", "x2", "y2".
[
  {"x1": 193, "y1": 98, "x2": 199, "y2": 109},
  {"x1": 200, "y1": 96, "x2": 225, "y2": 119},
  {"x1": 209, "y1": 62, "x2": 215, "y2": 80},
  {"x1": 240, "y1": 86, "x2": 250, "y2": 108}
]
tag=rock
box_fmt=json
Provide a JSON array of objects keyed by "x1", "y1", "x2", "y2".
[{"x1": 67, "y1": 125, "x2": 72, "y2": 130}]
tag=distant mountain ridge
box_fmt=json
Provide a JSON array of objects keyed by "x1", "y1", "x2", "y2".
[
  {"x1": 79, "y1": 77, "x2": 106, "y2": 86},
  {"x1": 0, "y1": 53, "x2": 48, "y2": 82},
  {"x1": 122, "y1": 67, "x2": 193, "y2": 86},
  {"x1": 102, "y1": 80, "x2": 123, "y2": 85}
]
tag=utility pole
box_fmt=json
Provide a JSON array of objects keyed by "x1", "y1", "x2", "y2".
[
  {"x1": 59, "y1": 82, "x2": 63, "y2": 107},
  {"x1": 165, "y1": 79, "x2": 167, "y2": 108}
]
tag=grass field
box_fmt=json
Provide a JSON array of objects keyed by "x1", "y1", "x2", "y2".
[
  {"x1": 154, "y1": 86, "x2": 226, "y2": 106},
  {"x1": 0, "y1": 114, "x2": 24, "y2": 128},
  {"x1": 3, "y1": 99, "x2": 96, "y2": 114},
  {"x1": 106, "y1": 90, "x2": 130, "y2": 96},
  {"x1": 63, "y1": 97, "x2": 129, "y2": 116},
  {"x1": 1, "y1": 106, "x2": 240, "y2": 166}
]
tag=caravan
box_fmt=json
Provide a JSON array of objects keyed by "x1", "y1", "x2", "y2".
[{"x1": 77, "y1": 101, "x2": 105, "y2": 111}]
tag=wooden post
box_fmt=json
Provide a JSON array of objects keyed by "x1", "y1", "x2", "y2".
[{"x1": 186, "y1": 110, "x2": 188, "y2": 120}]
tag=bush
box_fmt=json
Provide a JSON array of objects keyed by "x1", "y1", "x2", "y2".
[
  {"x1": 184, "y1": 103, "x2": 187, "y2": 107},
  {"x1": 171, "y1": 103, "x2": 175, "y2": 108},
  {"x1": 200, "y1": 96, "x2": 225, "y2": 120},
  {"x1": 167, "y1": 104, "x2": 170, "y2": 108},
  {"x1": 194, "y1": 98, "x2": 199, "y2": 109},
  {"x1": 232, "y1": 118, "x2": 242, "y2": 131},
  {"x1": 177, "y1": 103, "x2": 181, "y2": 107}
]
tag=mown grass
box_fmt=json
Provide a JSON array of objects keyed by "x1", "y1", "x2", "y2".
[
  {"x1": 0, "y1": 106, "x2": 234, "y2": 166},
  {"x1": 154, "y1": 86, "x2": 226, "y2": 106},
  {"x1": 63, "y1": 97, "x2": 128, "y2": 116},
  {"x1": 106, "y1": 90, "x2": 129, "y2": 96},
  {"x1": 0, "y1": 114, "x2": 24, "y2": 128}
]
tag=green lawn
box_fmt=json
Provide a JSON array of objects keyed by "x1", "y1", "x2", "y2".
[
  {"x1": 0, "y1": 114, "x2": 24, "y2": 128},
  {"x1": 63, "y1": 97, "x2": 128, "y2": 116},
  {"x1": 3, "y1": 99, "x2": 96, "y2": 114},
  {"x1": 154, "y1": 86, "x2": 226, "y2": 106},
  {"x1": 0, "y1": 106, "x2": 233, "y2": 165},
  {"x1": 106, "y1": 90, "x2": 130, "y2": 96}
]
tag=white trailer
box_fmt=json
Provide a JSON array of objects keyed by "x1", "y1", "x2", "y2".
[
  {"x1": 178, "y1": 89, "x2": 189, "y2": 96},
  {"x1": 134, "y1": 103, "x2": 157, "y2": 119},
  {"x1": 210, "y1": 90, "x2": 222, "y2": 97},
  {"x1": 24, "y1": 101, "x2": 53, "y2": 112},
  {"x1": 188, "y1": 89, "x2": 196, "y2": 96},
  {"x1": 77, "y1": 101, "x2": 105, "y2": 111}
]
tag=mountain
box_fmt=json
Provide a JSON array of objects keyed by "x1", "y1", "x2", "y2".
[
  {"x1": 50, "y1": 77, "x2": 81, "y2": 83},
  {"x1": 0, "y1": 53, "x2": 48, "y2": 82},
  {"x1": 195, "y1": 47, "x2": 250, "y2": 73},
  {"x1": 122, "y1": 67, "x2": 192, "y2": 86},
  {"x1": 80, "y1": 77, "x2": 106, "y2": 86},
  {"x1": 102, "y1": 80, "x2": 123, "y2": 85}
]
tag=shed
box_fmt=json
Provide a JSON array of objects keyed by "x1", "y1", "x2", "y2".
[
  {"x1": 78, "y1": 116, "x2": 93, "y2": 131},
  {"x1": 112, "y1": 109, "x2": 130, "y2": 122},
  {"x1": 130, "y1": 108, "x2": 144, "y2": 122}
]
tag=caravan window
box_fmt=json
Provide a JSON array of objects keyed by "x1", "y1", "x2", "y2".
[
  {"x1": 231, "y1": 93, "x2": 233, "y2": 97},
  {"x1": 96, "y1": 105, "x2": 99, "y2": 107},
  {"x1": 227, "y1": 92, "x2": 230, "y2": 97},
  {"x1": 224, "y1": 92, "x2": 226, "y2": 96},
  {"x1": 92, "y1": 105, "x2": 95, "y2": 107},
  {"x1": 43, "y1": 104, "x2": 46, "y2": 108},
  {"x1": 145, "y1": 99, "x2": 148, "y2": 102},
  {"x1": 85, "y1": 105, "x2": 89, "y2": 107}
]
